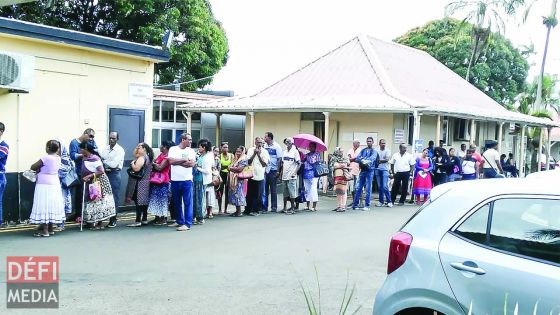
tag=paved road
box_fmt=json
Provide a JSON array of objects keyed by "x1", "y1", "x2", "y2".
[{"x1": 1, "y1": 197, "x2": 418, "y2": 314}]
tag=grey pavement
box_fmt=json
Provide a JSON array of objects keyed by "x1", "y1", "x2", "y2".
[{"x1": 0, "y1": 196, "x2": 418, "y2": 315}]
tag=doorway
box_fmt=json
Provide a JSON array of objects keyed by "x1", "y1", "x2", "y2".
[{"x1": 109, "y1": 108, "x2": 145, "y2": 210}]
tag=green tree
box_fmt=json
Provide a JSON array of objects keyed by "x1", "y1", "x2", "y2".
[
  {"x1": 445, "y1": 0, "x2": 526, "y2": 81},
  {"x1": 0, "y1": 0, "x2": 229, "y2": 90},
  {"x1": 395, "y1": 18, "x2": 529, "y2": 106}
]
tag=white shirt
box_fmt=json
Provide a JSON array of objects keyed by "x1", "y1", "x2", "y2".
[
  {"x1": 247, "y1": 146, "x2": 270, "y2": 181},
  {"x1": 390, "y1": 151, "x2": 415, "y2": 173},
  {"x1": 281, "y1": 146, "x2": 301, "y2": 180},
  {"x1": 101, "y1": 143, "x2": 125, "y2": 170},
  {"x1": 482, "y1": 148, "x2": 500, "y2": 170},
  {"x1": 200, "y1": 153, "x2": 214, "y2": 185},
  {"x1": 264, "y1": 141, "x2": 283, "y2": 172},
  {"x1": 168, "y1": 145, "x2": 196, "y2": 181},
  {"x1": 458, "y1": 149, "x2": 467, "y2": 159}
]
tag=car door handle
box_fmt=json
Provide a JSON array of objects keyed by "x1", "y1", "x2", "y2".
[{"x1": 450, "y1": 262, "x2": 486, "y2": 275}]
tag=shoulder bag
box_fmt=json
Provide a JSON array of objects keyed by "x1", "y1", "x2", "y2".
[
  {"x1": 313, "y1": 161, "x2": 329, "y2": 177},
  {"x1": 237, "y1": 165, "x2": 254, "y2": 180},
  {"x1": 127, "y1": 158, "x2": 146, "y2": 180},
  {"x1": 88, "y1": 174, "x2": 103, "y2": 201}
]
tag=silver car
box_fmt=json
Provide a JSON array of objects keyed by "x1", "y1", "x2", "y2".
[{"x1": 373, "y1": 178, "x2": 560, "y2": 315}]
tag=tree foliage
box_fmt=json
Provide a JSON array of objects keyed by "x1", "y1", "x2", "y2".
[
  {"x1": 0, "y1": 0, "x2": 229, "y2": 90},
  {"x1": 395, "y1": 18, "x2": 529, "y2": 106}
]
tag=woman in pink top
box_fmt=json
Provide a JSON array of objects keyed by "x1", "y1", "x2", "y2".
[
  {"x1": 29, "y1": 140, "x2": 65, "y2": 237},
  {"x1": 148, "y1": 140, "x2": 172, "y2": 225}
]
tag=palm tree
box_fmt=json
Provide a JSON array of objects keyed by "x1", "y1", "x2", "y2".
[
  {"x1": 524, "y1": 0, "x2": 559, "y2": 109},
  {"x1": 445, "y1": 0, "x2": 526, "y2": 81}
]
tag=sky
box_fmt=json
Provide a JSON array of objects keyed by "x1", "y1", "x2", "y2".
[{"x1": 206, "y1": 0, "x2": 560, "y2": 97}]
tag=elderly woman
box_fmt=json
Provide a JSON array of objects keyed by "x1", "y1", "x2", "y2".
[
  {"x1": 80, "y1": 140, "x2": 116, "y2": 229},
  {"x1": 228, "y1": 146, "x2": 248, "y2": 217},
  {"x1": 29, "y1": 140, "x2": 66, "y2": 237},
  {"x1": 148, "y1": 140, "x2": 172, "y2": 225},
  {"x1": 126, "y1": 143, "x2": 154, "y2": 227},
  {"x1": 330, "y1": 147, "x2": 350, "y2": 212},
  {"x1": 303, "y1": 142, "x2": 322, "y2": 212}
]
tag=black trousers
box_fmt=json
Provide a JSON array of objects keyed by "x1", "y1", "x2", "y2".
[
  {"x1": 245, "y1": 179, "x2": 264, "y2": 214},
  {"x1": 391, "y1": 172, "x2": 410, "y2": 204},
  {"x1": 135, "y1": 204, "x2": 148, "y2": 222}
]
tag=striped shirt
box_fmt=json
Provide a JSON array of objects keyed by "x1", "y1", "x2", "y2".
[{"x1": 0, "y1": 140, "x2": 9, "y2": 173}]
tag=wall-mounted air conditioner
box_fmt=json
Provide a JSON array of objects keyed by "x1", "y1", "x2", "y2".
[{"x1": 0, "y1": 51, "x2": 34, "y2": 92}]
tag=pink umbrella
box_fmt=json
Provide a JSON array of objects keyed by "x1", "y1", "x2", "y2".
[{"x1": 292, "y1": 134, "x2": 328, "y2": 152}]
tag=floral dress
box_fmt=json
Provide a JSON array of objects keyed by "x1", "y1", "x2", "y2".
[
  {"x1": 82, "y1": 155, "x2": 116, "y2": 223},
  {"x1": 228, "y1": 159, "x2": 248, "y2": 206},
  {"x1": 148, "y1": 153, "x2": 170, "y2": 217}
]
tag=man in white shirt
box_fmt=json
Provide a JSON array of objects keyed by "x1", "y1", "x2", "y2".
[
  {"x1": 263, "y1": 131, "x2": 283, "y2": 213},
  {"x1": 279, "y1": 137, "x2": 300, "y2": 214},
  {"x1": 482, "y1": 141, "x2": 504, "y2": 179},
  {"x1": 167, "y1": 133, "x2": 196, "y2": 231},
  {"x1": 245, "y1": 137, "x2": 270, "y2": 216},
  {"x1": 390, "y1": 144, "x2": 415, "y2": 205},
  {"x1": 347, "y1": 139, "x2": 361, "y2": 198},
  {"x1": 101, "y1": 131, "x2": 125, "y2": 228}
]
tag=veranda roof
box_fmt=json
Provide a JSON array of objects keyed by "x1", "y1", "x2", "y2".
[{"x1": 179, "y1": 35, "x2": 557, "y2": 127}]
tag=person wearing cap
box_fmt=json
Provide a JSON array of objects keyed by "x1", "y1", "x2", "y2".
[
  {"x1": 279, "y1": 137, "x2": 300, "y2": 214},
  {"x1": 482, "y1": 141, "x2": 504, "y2": 178}
]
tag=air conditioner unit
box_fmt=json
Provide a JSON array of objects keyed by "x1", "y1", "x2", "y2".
[{"x1": 0, "y1": 51, "x2": 34, "y2": 92}]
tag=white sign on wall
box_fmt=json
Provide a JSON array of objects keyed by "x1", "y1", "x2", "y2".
[
  {"x1": 394, "y1": 129, "x2": 405, "y2": 144},
  {"x1": 129, "y1": 83, "x2": 153, "y2": 106}
]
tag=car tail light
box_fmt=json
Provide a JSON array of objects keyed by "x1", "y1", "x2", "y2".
[{"x1": 387, "y1": 232, "x2": 413, "y2": 274}]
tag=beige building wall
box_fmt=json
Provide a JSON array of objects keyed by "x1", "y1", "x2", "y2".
[
  {"x1": 244, "y1": 112, "x2": 301, "y2": 148},
  {"x1": 0, "y1": 35, "x2": 154, "y2": 172}
]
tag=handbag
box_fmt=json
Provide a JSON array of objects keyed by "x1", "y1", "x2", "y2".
[
  {"x1": 212, "y1": 169, "x2": 222, "y2": 187},
  {"x1": 88, "y1": 175, "x2": 102, "y2": 201},
  {"x1": 127, "y1": 158, "x2": 146, "y2": 180},
  {"x1": 238, "y1": 166, "x2": 254, "y2": 180},
  {"x1": 22, "y1": 170, "x2": 37, "y2": 183},
  {"x1": 149, "y1": 171, "x2": 167, "y2": 184},
  {"x1": 313, "y1": 161, "x2": 329, "y2": 178}
]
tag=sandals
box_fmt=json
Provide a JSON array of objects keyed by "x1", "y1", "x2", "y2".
[
  {"x1": 336, "y1": 208, "x2": 346, "y2": 212},
  {"x1": 33, "y1": 232, "x2": 50, "y2": 237},
  {"x1": 230, "y1": 213, "x2": 243, "y2": 217}
]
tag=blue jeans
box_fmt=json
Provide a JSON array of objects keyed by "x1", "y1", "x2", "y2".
[
  {"x1": 263, "y1": 170, "x2": 278, "y2": 211},
  {"x1": 106, "y1": 170, "x2": 121, "y2": 223},
  {"x1": 483, "y1": 168, "x2": 505, "y2": 179},
  {"x1": 375, "y1": 169, "x2": 392, "y2": 204},
  {"x1": 352, "y1": 170, "x2": 374, "y2": 208},
  {"x1": 171, "y1": 180, "x2": 193, "y2": 227},
  {"x1": 0, "y1": 173, "x2": 6, "y2": 225}
]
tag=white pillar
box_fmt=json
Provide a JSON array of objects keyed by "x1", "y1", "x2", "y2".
[
  {"x1": 412, "y1": 111, "x2": 421, "y2": 155},
  {"x1": 539, "y1": 127, "x2": 545, "y2": 172},
  {"x1": 470, "y1": 119, "x2": 477, "y2": 145},
  {"x1": 520, "y1": 125, "x2": 526, "y2": 176},
  {"x1": 323, "y1": 112, "x2": 330, "y2": 149},
  {"x1": 215, "y1": 113, "x2": 221, "y2": 148},
  {"x1": 498, "y1": 122, "x2": 504, "y2": 153},
  {"x1": 183, "y1": 111, "x2": 192, "y2": 134},
  {"x1": 547, "y1": 127, "x2": 552, "y2": 170},
  {"x1": 249, "y1": 112, "x2": 255, "y2": 146},
  {"x1": 436, "y1": 115, "x2": 441, "y2": 144}
]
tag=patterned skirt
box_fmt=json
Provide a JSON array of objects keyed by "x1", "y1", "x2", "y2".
[
  {"x1": 229, "y1": 181, "x2": 246, "y2": 206},
  {"x1": 84, "y1": 174, "x2": 116, "y2": 223},
  {"x1": 148, "y1": 183, "x2": 169, "y2": 217}
]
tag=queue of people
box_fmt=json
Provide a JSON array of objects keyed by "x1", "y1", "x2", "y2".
[{"x1": 0, "y1": 120, "x2": 522, "y2": 235}]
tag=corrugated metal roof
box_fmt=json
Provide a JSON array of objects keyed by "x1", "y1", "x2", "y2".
[{"x1": 180, "y1": 35, "x2": 557, "y2": 127}]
